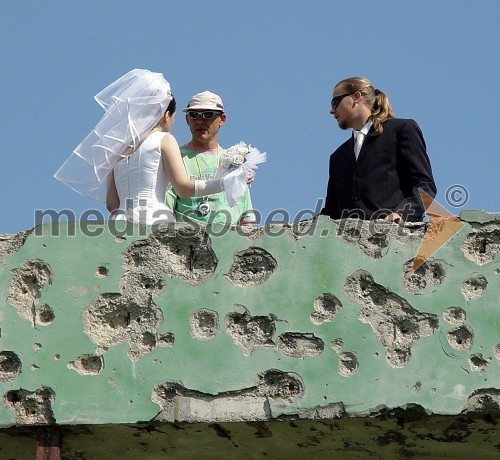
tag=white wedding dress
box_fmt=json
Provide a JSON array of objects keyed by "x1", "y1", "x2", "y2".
[{"x1": 111, "y1": 131, "x2": 175, "y2": 224}]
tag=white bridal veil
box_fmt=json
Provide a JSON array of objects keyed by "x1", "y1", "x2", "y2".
[{"x1": 54, "y1": 69, "x2": 172, "y2": 202}]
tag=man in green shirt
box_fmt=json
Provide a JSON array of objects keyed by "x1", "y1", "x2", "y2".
[{"x1": 165, "y1": 91, "x2": 255, "y2": 225}]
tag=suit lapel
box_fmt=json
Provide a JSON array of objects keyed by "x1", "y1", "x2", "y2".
[
  {"x1": 355, "y1": 125, "x2": 375, "y2": 165},
  {"x1": 348, "y1": 134, "x2": 357, "y2": 166}
]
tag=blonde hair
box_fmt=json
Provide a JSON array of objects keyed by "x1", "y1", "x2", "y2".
[{"x1": 335, "y1": 77, "x2": 395, "y2": 136}]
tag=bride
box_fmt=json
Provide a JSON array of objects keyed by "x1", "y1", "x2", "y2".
[{"x1": 55, "y1": 69, "x2": 254, "y2": 225}]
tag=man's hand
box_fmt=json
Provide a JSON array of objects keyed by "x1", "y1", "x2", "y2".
[
  {"x1": 239, "y1": 218, "x2": 254, "y2": 227},
  {"x1": 385, "y1": 212, "x2": 403, "y2": 224}
]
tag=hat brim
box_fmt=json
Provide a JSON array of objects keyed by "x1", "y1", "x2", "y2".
[{"x1": 182, "y1": 105, "x2": 224, "y2": 112}]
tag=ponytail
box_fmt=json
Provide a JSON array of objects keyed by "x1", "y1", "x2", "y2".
[{"x1": 370, "y1": 89, "x2": 394, "y2": 136}]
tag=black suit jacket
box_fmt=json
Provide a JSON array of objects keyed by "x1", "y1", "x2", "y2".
[{"x1": 321, "y1": 118, "x2": 437, "y2": 221}]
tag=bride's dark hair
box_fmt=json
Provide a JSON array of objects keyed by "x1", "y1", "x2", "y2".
[{"x1": 166, "y1": 96, "x2": 176, "y2": 115}]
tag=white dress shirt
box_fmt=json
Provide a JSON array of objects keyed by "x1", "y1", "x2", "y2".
[{"x1": 352, "y1": 120, "x2": 372, "y2": 160}]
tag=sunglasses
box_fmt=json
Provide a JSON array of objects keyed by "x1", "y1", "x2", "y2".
[
  {"x1": 186, "y1": 111, "x2": 222, "y2": 120},
  {"x1": 330, "y1": 93, "x2": 355, "y2": 110}
]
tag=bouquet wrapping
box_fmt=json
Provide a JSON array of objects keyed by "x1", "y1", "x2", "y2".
[{"x1": 218, "y1": 142, "x2": 267, "y2": 206}]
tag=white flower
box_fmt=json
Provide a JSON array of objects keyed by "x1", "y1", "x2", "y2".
[
  {"x1": 220, "y1": 142, "x2": 251, "y2": 169},
  {"x1": 220, "y1": 156, "x2": 233, "y2": 169},
  {"x1": 232, "y1": 153, "x2": 245, "y2": 165}
]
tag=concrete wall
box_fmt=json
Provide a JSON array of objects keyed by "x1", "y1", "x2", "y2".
[{"x1": 0, "y1": 213, "x2": 498, "y2": 428}]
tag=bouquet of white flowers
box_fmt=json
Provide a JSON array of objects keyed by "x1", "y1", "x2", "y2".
[
  {"x1": 219, "y1": 142, "x2": 251, "y2": 169},
  {"x1": 217, "y1": 141, "x2": 267, "y2": 207}
]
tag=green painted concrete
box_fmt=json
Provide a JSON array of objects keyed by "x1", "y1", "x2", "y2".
[{"x1": 0, "y1": 214, "x2": 498, "y2": 427}]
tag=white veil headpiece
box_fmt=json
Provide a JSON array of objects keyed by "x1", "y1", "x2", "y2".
[{"x1": 54, "y1": 69, "x2": 172, "y2": 202}]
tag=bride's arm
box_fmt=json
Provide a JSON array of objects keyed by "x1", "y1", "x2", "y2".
[
  {"x1": 106, "y1": 171, "x2": 120, "y2": 212},
  {"x1": 161, "y1": 132, "x2": 251, "y2": 200},
  {"x1": 161, "y1": 133, "x2": 215, "y2": 198},
  {"x1": 160, "y1": 133, "x2": 195, "y2": 198}
]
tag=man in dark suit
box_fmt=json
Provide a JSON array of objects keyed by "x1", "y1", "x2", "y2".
[{"x1": 321, "y1": 77, "x2": 437, "y2": 222}]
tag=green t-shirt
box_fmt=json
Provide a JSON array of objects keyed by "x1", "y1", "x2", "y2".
[{"x1": 165, "y1": 144, "x2": 255, "y2": 224}]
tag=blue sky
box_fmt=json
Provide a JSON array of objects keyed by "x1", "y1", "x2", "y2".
[{"x1": 1, "y1": 1, "x2": 498, "y2": 233}]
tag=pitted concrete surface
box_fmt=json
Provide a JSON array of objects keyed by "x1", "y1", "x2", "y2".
[
  {"x1": 402, "y1": 258, "x2": 446, "y2": 293},
  {"x1": 152, "y1": 369, "x2": 304, "y2": 422},
  {"x1": 461, "y1": 222, "x2": 500, "y2": 265},
  {"x1": 67, "y1": 354, "x2": 104, "y2": 376},
  {"x1": 461, "y1": 273, "x2": 488, "y2": 300},
  {"x1": 310, "y1": 293, "x2": 342, "y2": 325},
  {"x1": 225, "y1": 308, "x2": 277, "y2": 356},
  {"x1": 190, "y1": 308, "x2": 220, "y2": 340},
  {"x1": 7, "y1": 259, "x2": 52, "y2": 324},
  {"x1": 226, "y1": 246, "x2": 277, "y2": 286},
  {"x1": 344, "y1": 269, "x2": 439, "y2": 368},
  {"x1": 276, "y1": 332, "x2": 325, "y2": 359},
  {"x1": 0, "y1": 352, "x2": 21, "y2": 383},
  {"x1": 0, "y1": 213, "x2": 498, "y2": 432},
  {"x1": 4, "y1": 387, "x2": 55, "y2": 425}
]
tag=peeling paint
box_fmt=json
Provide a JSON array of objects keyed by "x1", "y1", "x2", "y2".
[
  {"x1": 443, "y1": 307, "x2": 466, "y2": 326},
  {"x1": 403, "y1": 258, "x2": 445, "y2": 293},
  {"x1": 0, "y1": 217, "x2": 498, "y2": 427},
  {"x1": 461, "y1": 274, "x2": 488, "y2": 300},
  {"x1": 4, "y1": 387, "x2": 55, "y2": 425},
  {"x1": 0, "y1": 352, "x2": 22, "y2": 383},
  {"x1": 6, "y1": 259, "x2": 52, "y2": 323},
  {"x1": 122, "y1": 225, "x2": 218, "y2": 290},
  {"x1": 446, "y1": 325, "x2": 474, "y2": 351},
  {"x1": 225, "y1": 307, "x2": 276, "y2": 356},
  {"x1": 467, "y1": 354, "x2": 490, "y2": 372},
  {"x1": 36, "y1": 304, "x2": 55, "y2": 325},
  {"x1": 226, "y1": 247, "x2": 277, "y2": 286},
  {"x1": 336, "y1": 219, "x2": 425, "y2": 259},
  {"x1": 95, "y1": 266, "x2": 109, "y2": 278},
  {"x1": 462, "y1": 388, "x2": 500, "y2": 415},
  {"x1": 276, "y1": 332, "x2": 324, "y2": 359},
  {"x1": 152, "y1": 369, "x2": 304, "y2": 422},
  {"x1": 0, "y1": 231, "x2": 32, "y2": 257},
  {"x1": 337, "y1": 352, "x2": 359, "y2": 377},
  {"x1": 310, "y1": 293, "x2": 342, "y2": 325},
  {"x1": 67, "y1": 354, "x2": 104, "y2": 375},
  {"x1": 83, "y1": 293, "x2": 170, "y2": 362},
  {"x1": 330, "y1": 338, "x2": 344, "y2": 353},
  {"x1": 461, "y1": 223, "x2": 500, "y2": 265},
  {"x1": 344, "y1": 270, "x2": 438, "y2": 368},
  {"x1": 190, "y1": 308, "x2": 219, "y2": 340}
]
